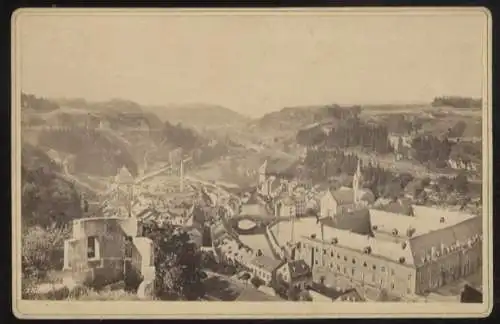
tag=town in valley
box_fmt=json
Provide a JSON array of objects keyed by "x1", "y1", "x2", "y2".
[
  {"x1": 17, "y1": 12, "x2": 486, "y2": 305},
  {"x1": 21, "y1": 94, "x2": 484, "y2": 303}
]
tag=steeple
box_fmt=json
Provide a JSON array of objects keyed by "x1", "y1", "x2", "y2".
[{"x1": 353, "y1": 159, "x2": 362, "y2": 204}]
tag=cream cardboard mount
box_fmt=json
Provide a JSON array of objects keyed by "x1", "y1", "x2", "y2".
[{"x1": 11, "y1": 7, "x2": 493, "y2": 319}]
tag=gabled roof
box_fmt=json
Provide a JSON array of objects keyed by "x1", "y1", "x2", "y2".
[
  {"x1": 320, "y1": 208, "x2": 371, "y2": 235},
  {"x1": 285, "y1": 260, "x2": 312, "y2": 280},
  {"x1": 116, "y1": 166, "x2": 134, "y2": 184},
  {"x1": 250, "y1": 255, "x2": 282, "y2": 273}
]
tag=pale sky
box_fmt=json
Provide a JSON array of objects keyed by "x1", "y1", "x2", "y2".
[{"x1": 17, "y1": 10, "x2": 488, "y2": 117}]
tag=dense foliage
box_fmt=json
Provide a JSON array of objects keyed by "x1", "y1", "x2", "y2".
[
  {"x1": 21, "y1": 93, "x2": 60, "y2": 112},
  {"x1": 142, "y1": 222, "x2": 206, "y2": 300},
  {"x1": 38, "y1": 128, "x2": 138, "y2": 177},
  {"x1": 22, "y1": 144, "x2": 83, "y2": 227},
  {"x1": 411, "y1": 135, "x2": 453, "y2": 167},
  {"x1": 297, "y1": 117, "x2": 392, "y2": 154},
  {"x1": 162, "y1": 121, "x2": 202, "y2": 152},
  {"x1": 302, "y1": 148, "x2": 473, "y2": 200},
  {"x1": 432, "y1": 96, "x2": 482, "y2": 108}
]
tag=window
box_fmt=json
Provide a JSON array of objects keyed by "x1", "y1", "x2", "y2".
[
  {"x1": 330, "y1": 251, "x2": 334, "y2": 257},
  {"x1": 125, "y1": 236, "x2": 133, "y2": 258},
  {"x1": 315, "y1": 259, "x2": 318, "y2": 265},
  {"x1": 337, "y1": 265, "x2": 341, "y2": 272},
  {"x1": 352, "y1": 268, "x2": 355, "y2": 276},
  {"x1": 352, "y1": 258, "x2": 356, "y2": 264},
  {"x1": 337, "y1": 253, "x2": 340, "y2": 259},
  {"x1": 381, "y1": 266, "x2": 385, "y2": 272},
  {"x1": 344, "y1": 256, "x2": 348, "y2": 261},
  {"x1": 323, "y1": 249, "x2": 327, "y2": 255},
  {"x1": 330, "y1": 263, "x2": 333, "y2": 269},
  {"x1": 343, "y1": 268, "x2": 347, "y2": 274},
  {"x1": 363, "y1": 262, "x2": 367, "y2": 267},
  {"x1": 372, "y1": 265, "x2": 377, "y2": 270},
  {"x1": 391, "y1": 269, "x2": 395, "y2": 276},
  {"x1": 87, "y1": 236, "x2": 99, "y2": 260},
  {"x1": 315, "y1": 247, "x2": 319, "y2": 252},
  {"x1": 391, "y1": 282, "x2": 395, "y2": 290}
]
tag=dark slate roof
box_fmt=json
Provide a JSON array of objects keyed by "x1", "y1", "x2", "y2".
[
  {"x1": 409, "y1": 216, "x2": 482, "y2": 267},
  {"x1": 286, "y1": 260, "x2": 312, "y2": 280},
  {"x1": 320, "y1": 208, "x2": 372, "y2": 235}
]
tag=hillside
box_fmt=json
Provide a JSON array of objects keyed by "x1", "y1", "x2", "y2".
[
  {"x1": 144, "y1": 103, "x2": 250, "y2": 131},
  {"x1": 21, "y1": 143, "x2": 84, "y2": 228},
  {"x1": 250, "y1": 104, "x2": 360, "y2": 137},
  {"x1": 22, "y1": 94, "x2": 246, "y2": 179}
]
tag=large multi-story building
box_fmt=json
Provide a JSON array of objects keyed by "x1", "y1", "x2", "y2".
[{"x1": 278, "y1": 206, "x2": 481, "y2": 298}]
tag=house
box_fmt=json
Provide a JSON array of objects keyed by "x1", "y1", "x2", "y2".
[
  {"x1": 275, "y1": 195, "x2": 296, "y2": 218},
  {"x1": 333, "y1": 288, "x2": 365, "y2": 302},
  {"x1": 319, "y1": 161, "x2": 374, "y2": 218},
  {"x1": 296, "y1": 206, "x2": 482, "y2": 298},
  {"x1": 294, "y1": 193, "x2": 307, "y2": 217},
  {"x1": 249, "y1": 255, "x2": 282, "y2": 285},
  {"x1": 320, "y1": 187, "x2": 374, "y2": 218},
  {"x1": 276, "y1": 260, "x2": 313, "y2": 290},
  {"x1": 63, "y1": 216, "x2": 155, "y2": 288}
]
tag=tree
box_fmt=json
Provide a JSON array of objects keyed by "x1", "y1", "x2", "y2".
[
  {"x1": 250, "y1": 276, "x2": 265, "y2": 288},
  {"x1": 453, "y1": 172, "x2": 469, "y2": 195},
  {"x1": 143, "y1": 223, "x2": 206, "y2": 301},
  {"x1": 21, "y1": 224, "x2": 70, "y2": 298}
]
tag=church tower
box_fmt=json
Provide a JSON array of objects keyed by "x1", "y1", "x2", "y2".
[{"x1": 353, "y1": 159, "x2": 362, "y2": 205}]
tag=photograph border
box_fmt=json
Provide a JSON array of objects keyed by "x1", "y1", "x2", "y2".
[{"x1": 11, "y1": 7, "x2": 493, "y2": 319}]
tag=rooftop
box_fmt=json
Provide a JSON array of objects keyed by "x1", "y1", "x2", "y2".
[
  {"x1": 235, "y1": 287, "x2": 283, "y2": 301},
  {"x1": 286, "y1": 259, "x2": 312, "y2": 280},
  {"x1": 250, "y1": 255, "x2": 282, "y2": 273},
  {"x1": 271, "y1": 206, "x2": 481, "y2": 267}
]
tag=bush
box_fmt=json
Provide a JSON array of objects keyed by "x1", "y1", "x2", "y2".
[
  {"x1": 21, "y1": 225, "x2": 69, "y2": 283},
  {"x1": 250, "y1": 276, "x2": 265, "y2": 288}
]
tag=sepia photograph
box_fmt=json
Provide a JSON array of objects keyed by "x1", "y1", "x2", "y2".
[{"x1": 11, "y1": 8, "x2": 492, "y2": 318}]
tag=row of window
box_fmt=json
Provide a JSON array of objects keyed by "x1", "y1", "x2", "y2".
[{"x1": 305, "y1": 247, "x2": 397, "y2": 275}]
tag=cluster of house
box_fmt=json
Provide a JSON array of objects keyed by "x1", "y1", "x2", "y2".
[
  {"x1": 287, "y1": 205, "x2": 482, "y2": 299},
  {"x1": 257, "y1": 158, "x2": 375, "y2": 220},
  {"x1": 254, "y1": 156, "x2": 483, "y2": 300},
  {"x1": 388, "y1": 133, "x2": 413, "y2": 161}
]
